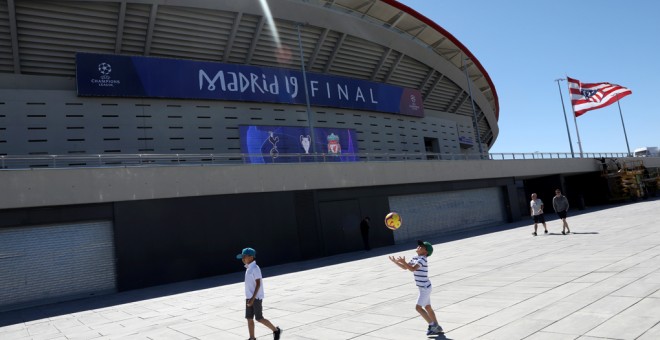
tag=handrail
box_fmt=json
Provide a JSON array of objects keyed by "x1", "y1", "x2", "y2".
[
  {"x1": 0, "y1": 152, "x2": 637, "y2": 170},
  {"x1": 487, "y1": 152, "x2": 631, "y2": 160}
]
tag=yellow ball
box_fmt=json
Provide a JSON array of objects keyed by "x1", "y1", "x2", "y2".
[{"x1": 385, "y1": 212, "x2": 402, "y2": 230}]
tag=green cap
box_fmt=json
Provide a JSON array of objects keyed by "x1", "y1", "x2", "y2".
[{"x1": 417, "y1": 240, "x2": 433, "y2": 256}]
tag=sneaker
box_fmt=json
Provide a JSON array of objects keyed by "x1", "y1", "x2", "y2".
[
  {"x1": 532, "y1": 232, "x2": 537, "y2": 236},
  {"x1": 274, "y1": 327, "x2": 282, "y2": 340},
  {"x1": 431, "y1": 324, "x2": 444, "y2": 334}
]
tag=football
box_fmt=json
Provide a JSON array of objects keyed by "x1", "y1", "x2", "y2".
[{"x1": 384, "y1": 212, "x2": 402, "y2": 230}]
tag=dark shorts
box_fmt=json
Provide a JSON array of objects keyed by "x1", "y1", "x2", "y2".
[
  {"x1": 533, "y1": 214, "x2": 545, "y2": 224},
  {"x1": 245, "y1": 299, "x2": 263, "y2": 320},
  {"x1": 557, "y1": 210, "x2": 567, "y2": 219}
]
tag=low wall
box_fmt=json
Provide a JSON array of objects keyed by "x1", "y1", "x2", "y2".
[{"x1": 2, "y1": 157, "x2": 658, "y2": 210}]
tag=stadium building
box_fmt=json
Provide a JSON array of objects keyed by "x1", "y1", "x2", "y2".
[{"x1": 0, "y1": 0, "x2": 523, "y2": 311}]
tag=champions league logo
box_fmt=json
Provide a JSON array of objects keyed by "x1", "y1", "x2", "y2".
[
  {"x1": 90, "y1": 62, "x2": 120, "y2": 87},
  {"x1": 98, "y1": 62, "x2": 112, "y2": 76}
]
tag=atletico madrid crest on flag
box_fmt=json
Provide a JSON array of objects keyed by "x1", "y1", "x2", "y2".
[{"x1": 567, "y1": 77, "x2": 632, "y2": 117}]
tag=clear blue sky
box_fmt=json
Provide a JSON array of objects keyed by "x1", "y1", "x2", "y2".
[{"x1": 397, "y1": 0, "x2": 660, "y2": 154}]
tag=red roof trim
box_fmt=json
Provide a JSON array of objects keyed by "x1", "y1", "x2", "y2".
[{"x1": 382, "y1": 0, "x2": 499, "y2": 120}]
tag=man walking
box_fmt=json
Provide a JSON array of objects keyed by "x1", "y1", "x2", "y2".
[
  {"x1": 553, "y1": 189, "x2": 571, "y2": 235},
  {"x1": 530, "y1": 193, "x2": 548, "y2": 236}
]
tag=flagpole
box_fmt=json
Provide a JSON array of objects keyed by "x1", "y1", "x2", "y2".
[
  {"x1": 572, "y1": 113, "x2": 584, "y2": 157},
  {"x1": 616, "y1": 94, "x2": 631, "y2": 156},
  {"x1": 555, "y1": 78, "x2": 574, "y2": 158},
  {"x1": 566, "y1": 78, "x2": 584, "y2": 157}
]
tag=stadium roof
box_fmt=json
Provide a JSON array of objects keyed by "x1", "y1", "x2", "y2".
[{"x1": 0, "y1": 0, "x2": 499, "y2": 147}]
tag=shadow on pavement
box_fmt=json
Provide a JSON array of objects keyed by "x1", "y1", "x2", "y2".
[{"x1": 0, "y1": 271, "x2": 245, "y2": 327}]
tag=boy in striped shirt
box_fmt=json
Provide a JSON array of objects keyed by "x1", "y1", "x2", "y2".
[{"x1": 389, "y1": 240, "x2": 443, "y2": 335}]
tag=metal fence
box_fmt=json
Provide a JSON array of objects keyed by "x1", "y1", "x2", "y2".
[
  {"x1": 0, "y1": 152, "x2": 635, "y2": 170},
  {"x1": 487, "y1": 152, "x2": 630, "y2": 160}
]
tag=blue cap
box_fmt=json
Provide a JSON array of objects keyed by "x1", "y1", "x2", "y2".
[{"x1": 236, "y1": 247, "x2": 256, "y2": 259}]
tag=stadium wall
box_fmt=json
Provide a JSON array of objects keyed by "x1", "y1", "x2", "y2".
[
  {"x1": 0, "y1": 173, "x2": 515, "y2": 293},
  {"x1": 0, "y1": 80, "x2": 476, "y2": 158}
]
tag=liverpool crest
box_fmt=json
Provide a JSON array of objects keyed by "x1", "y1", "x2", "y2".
[{"x1": 327, "y1": 133, "x2": 341, "y2": 155}]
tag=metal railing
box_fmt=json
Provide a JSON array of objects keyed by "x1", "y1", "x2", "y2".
[
  {"x1": 0, "y1": 152, "x2": 635, "y2": 170},
  {"x1": 488, "y1": 152, "x2": 630, "y2": 160}
]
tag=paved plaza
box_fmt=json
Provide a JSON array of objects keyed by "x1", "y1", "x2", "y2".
[{"x1": 2, "y1": 199, "x2": 660, "y2": 340}]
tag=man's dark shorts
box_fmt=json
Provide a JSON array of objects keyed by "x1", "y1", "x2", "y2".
[
  {"x1": 533, "y1": 214, "x2": 545, "y2": 224},
  {"x1": 245, "y1": 299, "x2": 264, "y2": 320},
  {"x1": 557, "y1": 210, "x2": 567, "y2": 219}
]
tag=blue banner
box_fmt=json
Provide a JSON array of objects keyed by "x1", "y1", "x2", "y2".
[
  {"x1": 458, "y1": 135, "x2": 474, "y2": 146},
  {"x1": 76, "y1": 53, "x2": 424, "y2": 117},
  {"x1": 239, "y1": 125, "x2": 358, "y2": 164}
]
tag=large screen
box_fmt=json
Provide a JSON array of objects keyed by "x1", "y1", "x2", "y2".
[
  {"x1": 76, "y1": 53, "x2": 424, "y2": 117},
  {"x1": 239, "y1": 125, "x2": 358, "y2": 164}
]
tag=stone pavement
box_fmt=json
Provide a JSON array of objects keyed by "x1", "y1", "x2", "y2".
[{"x1": 2, "y1": 199, "x2": 660, "y2": 340}]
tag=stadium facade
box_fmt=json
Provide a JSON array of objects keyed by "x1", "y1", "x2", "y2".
[{"x1": 1, "y1": 0, "x2": 513, "y2": 311}]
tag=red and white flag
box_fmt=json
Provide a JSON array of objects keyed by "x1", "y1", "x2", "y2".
[{"x1": 567, "y1": 77, "x2": 632, "y2": 117}]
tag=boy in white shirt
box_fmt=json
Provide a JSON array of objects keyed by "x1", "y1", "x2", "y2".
[
  {"x1": 389, "y1": 240, "x2": 443, "y2": 335},
  {"x1": 237, "y1": 247, "x2": 282, "y2": 340}
]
